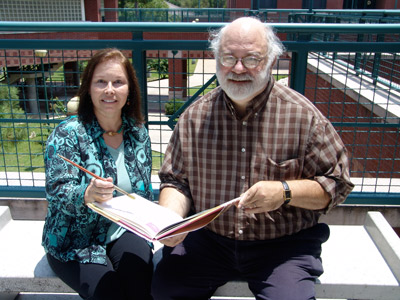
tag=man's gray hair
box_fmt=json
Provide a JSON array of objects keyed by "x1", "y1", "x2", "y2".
[{"x1": 209, "y1": 17, "x2": 285, "y2": 68}]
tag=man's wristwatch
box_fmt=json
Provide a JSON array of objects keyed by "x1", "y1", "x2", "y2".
[{"x1": 281, "y1": 181, "x2": 291, "y2": 205}]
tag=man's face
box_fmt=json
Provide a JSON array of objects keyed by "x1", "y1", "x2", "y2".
[{"x1": 216, "y1": 23, "x2": 271, "y2": 106}]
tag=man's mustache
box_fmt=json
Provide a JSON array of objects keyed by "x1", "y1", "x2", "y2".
[{"x1": 227, "y1": 73, "x2": 253, "y2": 81}]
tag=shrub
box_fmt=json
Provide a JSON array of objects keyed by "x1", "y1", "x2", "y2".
[
  {"x1": 0, "y1": 84, "x2": 27, "y2": 146},
  {"x1": 147, "y1": 59, "x2": 168, "y2": 79},
  {"x1": 165, "y1": 99, "x2": 185, "y2": 116}
]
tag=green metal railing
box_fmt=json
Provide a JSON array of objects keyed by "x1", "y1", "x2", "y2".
[{"x1": 0, "y1": 22, "x2": 399, "y2": 204}]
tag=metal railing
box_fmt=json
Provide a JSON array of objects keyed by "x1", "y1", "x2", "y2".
[{"x1": 0, "y1": 21, "x2": 399, "y2": 205}]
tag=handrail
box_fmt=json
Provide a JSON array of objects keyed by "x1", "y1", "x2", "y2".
[{"x1": 1, "y1": 22, "x2": 400, "y2": 34}]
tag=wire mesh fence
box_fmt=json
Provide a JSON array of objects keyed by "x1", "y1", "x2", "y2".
[{"x1": 0, "y1": 22, "x2": 399, "y2": 202}]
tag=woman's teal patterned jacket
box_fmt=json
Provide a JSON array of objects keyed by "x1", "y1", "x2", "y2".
[{"x1": 42, "y1": 115, "x2": 153, "y2": 265}]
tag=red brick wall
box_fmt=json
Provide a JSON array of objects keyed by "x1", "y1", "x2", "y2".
[
  {"x1": 376, "y1": 0, "x2": 398, "y2": 9},
  {"x1": 326, "y1": 0, "x2": 343, "y2": 9},
  {"x1": 84, "y1": 0, "x2": 101, "y2": 22},
  {"x1": 304, "y1": 71, "x2": 400, "y2": 179},
  {"x1": 104, "y1": 0, "x2": 119, "y2": 22},
  {"x1": 277, "y1": 1, "x2": 302, "y2": 9}
]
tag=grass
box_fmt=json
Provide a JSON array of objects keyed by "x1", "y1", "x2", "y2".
[
  {"x1": 147, "y1": 59, "x2": 198, "y2": 82},
  {"x1": 0, "y1": 120, "x2": 164, "y2": 174},
  {"x1": 1, "y1": 140, "x2": 163, "y2": 175}
]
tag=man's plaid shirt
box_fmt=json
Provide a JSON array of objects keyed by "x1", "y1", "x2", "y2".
[{"x1": 159, "y1": 79, "x2": 354, "y2": 240}]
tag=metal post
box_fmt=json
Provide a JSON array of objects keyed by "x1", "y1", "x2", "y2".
[
  {"x1": 290, "y1": 51, "x2": 308, "y2": 95},
  {"x1": 131, "y1": 31, "x2": 148, "y2": 126},
  {"x1": 34, "y1": 50, "x2": 49, "y2": 122},
  {"x1": 308, "y1": 0, "x2": 314, "y2": 12}
]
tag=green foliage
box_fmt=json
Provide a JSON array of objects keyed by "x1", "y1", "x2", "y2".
[
  {"x1": 167, "y1": 0, "x2": 225, "y2": 8},
  {"x1": 0, "y1": 84, "x2": 22, "y2": 118},
  {"x1": 50, "y1": 97, "x2": 67, "y2": 115},
  {"x1": 0, "y1": 84, "x2": 28, "y2": 146},
  {"x1": 147, "y1": 59, "x2": 169, "y2": 79},
  {"x1": 123, "y1": 0, "x2": 168, "y2": 8},
  {"x1": 165, "y1": 99, "x2": 185, "y2": 116},
  {"x1": 142, "y1": 0, "x2": 169, "y2": 8}
]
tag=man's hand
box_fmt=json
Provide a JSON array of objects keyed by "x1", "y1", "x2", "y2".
[
  {"x1": 157, "y1": 187, "x2": 192, "y2": 247},
  {"x1": 238, "y1": 179, "x2": 331, "y2": 212},
  {"x1": 238, "y1": 181, "x2": 283, "y2": 214},
  {"x1": 159, "y1": 232, "x2": 188, "y2": 247}
]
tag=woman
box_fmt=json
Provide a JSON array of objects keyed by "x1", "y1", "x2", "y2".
[{"x1": 42, "y1": 48, "x2": 153, "y2": 300}]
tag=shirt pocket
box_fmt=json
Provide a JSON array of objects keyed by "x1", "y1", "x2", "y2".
[{"x1": 259, "y1": 157, "x2": 303, "y2": 181}]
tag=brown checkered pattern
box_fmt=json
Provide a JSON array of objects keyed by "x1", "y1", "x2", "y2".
[{"x1": 159, "y1": 79, "x2": 354, "y2": 240}]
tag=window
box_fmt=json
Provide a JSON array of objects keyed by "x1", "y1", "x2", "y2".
[{"x1": 302, "y1": 0, "x2": 327, "y2": 9}]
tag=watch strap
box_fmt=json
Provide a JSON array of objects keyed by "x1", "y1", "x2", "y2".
[{"x1": 281, "y1": 181, "x2": 291, "y2": 205}]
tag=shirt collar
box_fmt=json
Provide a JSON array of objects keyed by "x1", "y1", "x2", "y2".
[{"x1": 222, "y1": 77, "x2": 275, "y2": 121}]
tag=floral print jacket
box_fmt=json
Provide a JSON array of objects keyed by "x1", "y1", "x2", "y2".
[{"x1": 42, "y1": 115, "x2": 153, "y2": 265}]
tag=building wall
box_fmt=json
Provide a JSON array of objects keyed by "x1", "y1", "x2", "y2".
[
  {"x1": 228, "y1": 0, "x2": 398, "y2": 9},
  {"x1": 228, "y1": 0, "x2": 344, "y2": 9},
  {"x1": 85, "y1": 0, "x2": 102, "y2": 22},
  {"x1": 376, "y1": 0, "x2": 399, "y2": 9},
  {"x1": 277, "y1": 0, "x2": 302, "y2": 9},
  {"x1": 0, "y1": 0, "x2": 84, "y2": 21},
  {"x1": 326, "y1": 0, "x2": 343, "y2": 9},
  {"x1": 303, "y1": 71, "x2": 400, "y2": 179}
]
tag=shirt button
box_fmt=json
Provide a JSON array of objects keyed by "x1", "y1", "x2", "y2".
[
  {"x1": 243, "y1": 121, "x2": 247, "y2": 126},
  {"x1": 241, "y1": 175, "x2": 245, "y2": 180},
  {"x1": 241, "y1": 148, "x2": 246, "y2": 152},
  {"x1": 238, "y1": 229, "x2": 243, "y2": 234}
]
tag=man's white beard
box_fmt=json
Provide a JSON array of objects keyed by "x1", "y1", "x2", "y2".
[{"x1": 216, "y1": 64, "x2": 271, "y2": 102}]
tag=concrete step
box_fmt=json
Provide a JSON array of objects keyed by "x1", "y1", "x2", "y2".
[
  {"x1": 0, "y1": 206, "x2": 12, "y2": 230},
  {"x1": 1, "y1": 205, "x2": 399, "y2": 300},
  {"x1": 15, "y1": 293, "x2": 80, "y2": 299}
]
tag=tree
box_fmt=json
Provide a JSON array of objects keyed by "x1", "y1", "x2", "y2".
[
  {"x1": 166, "y1": 0, "x2": 225, "y2": 8},
  {"x1": 0, "y1": 84, "x2": 27, "y2": 145},
  {"x1": 122, "y1": 0, "x2": 168, "y2": 8}
]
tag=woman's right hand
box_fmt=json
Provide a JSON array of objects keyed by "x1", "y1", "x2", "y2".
[{"x1": 84, "y1": 177, "x2": 114, "y2": 204}]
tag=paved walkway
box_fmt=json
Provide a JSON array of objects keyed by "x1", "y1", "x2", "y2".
[
  {"x1": 147, "y1": 58, "x2": 216, "y2": 154},
  {"x1": 147, "y1": 58, "x2": 216, "y2": 96}
]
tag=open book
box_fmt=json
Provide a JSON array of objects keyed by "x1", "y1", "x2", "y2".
[{"x1": 87, "y1": 193, "x2": 239, "y2": 242}]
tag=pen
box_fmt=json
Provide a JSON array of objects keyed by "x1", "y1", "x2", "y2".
[{"x1": 57, "y1": 154, "x2": 136, "y2": 200}]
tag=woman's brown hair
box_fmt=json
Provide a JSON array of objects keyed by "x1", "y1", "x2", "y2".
[{"x1": 77, "y1": 48, "x2": 144, "y2": 124}]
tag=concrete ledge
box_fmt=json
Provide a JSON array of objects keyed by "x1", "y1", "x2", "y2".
[
  {"x1": 0, "y1": 206, "x2": 12, "y2": 230},
  {"x1": 2, "y1": 198, "x2": 400, "y2": 229},
  {"x1": 1, "y1": 208, "x2": 399, "y2": 299},
  {"x1": 364, "y1": 211, "x2": 400, "y2": 282},
  {"x1": 214, "y1": 211, "x2": 400, "y2": 300},
  {"x1": 0, "y1": 215, "x2": 75, "y2": 295},
  {"x1": 0, "y1": 199, "x2": 48, "y2": 220}
]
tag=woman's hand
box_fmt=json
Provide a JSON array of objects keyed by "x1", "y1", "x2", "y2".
[{"x1": 84, "y1": 177, "x2": 114, "y2": 204}]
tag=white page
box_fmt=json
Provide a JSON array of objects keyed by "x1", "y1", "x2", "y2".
[{"x1": 94, "y1": 193, "x2": 183, "y2": 237}]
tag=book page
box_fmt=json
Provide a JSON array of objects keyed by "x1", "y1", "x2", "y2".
[{"x1": 92, "y1": 193, "x2": 183, "y2": 239}]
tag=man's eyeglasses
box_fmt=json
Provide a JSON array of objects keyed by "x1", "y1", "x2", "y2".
[{"x1": 219, "y1": 55, "x2": 266, "y2": 69}]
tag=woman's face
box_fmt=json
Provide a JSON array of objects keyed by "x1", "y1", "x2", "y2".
[{"x1": 90, "y1": 59, "x2": 129, "y2": 120}]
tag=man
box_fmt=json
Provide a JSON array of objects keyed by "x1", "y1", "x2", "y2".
[{"x1": 152, "y1": 17, "x2": 354, "y2": 300}]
